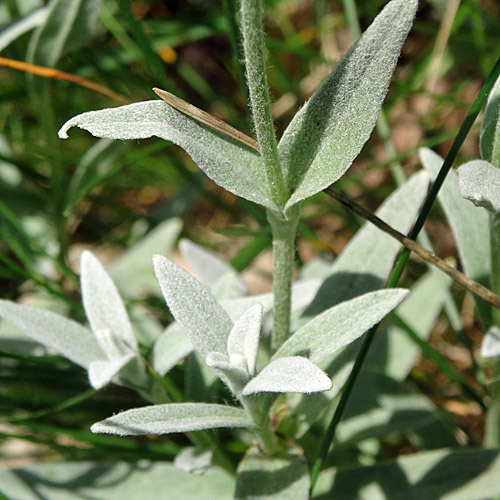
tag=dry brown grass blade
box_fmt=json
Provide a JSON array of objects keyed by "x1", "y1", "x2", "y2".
[
  {"x1": 153, "y1": 87, "x2": 259, "y2": 151},
  {"x1": 0, "y1": 57, "x2": 131, "y2": 105}
]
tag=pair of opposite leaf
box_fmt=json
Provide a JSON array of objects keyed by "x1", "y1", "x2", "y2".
[
  {"x1": 153, "y1": 254, "x2": 332, "y2": 400},
  {"x1": 0, "y1": 251, "x2": 146, "y2": 392},
  {"x1": 58, "y1": 0, "x2": 419, "y2": 215},
  {"x1": 39, "y1": 0, "x2": 417, "y2": 433}
]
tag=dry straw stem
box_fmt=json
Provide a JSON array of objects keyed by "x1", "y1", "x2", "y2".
[
  {"x1": 0, "y1": 57, "x2": 130, "y2": 105},
  {"x1": 324, "y1": 186, "x2": 500, "y2": 310},
  {"x1": 153, "y1": 88, "x2": 259, "y2": 151}
]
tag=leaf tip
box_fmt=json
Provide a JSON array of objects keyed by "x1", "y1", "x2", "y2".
[
  {"x1": 58, "y1": 122, "x2": 71, "y2": 139},
  {"x1": 90, "y1": 423, "x2": 100, "y2": 433}
]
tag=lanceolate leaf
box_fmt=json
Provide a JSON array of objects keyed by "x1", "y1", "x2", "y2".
[
  {"x1": 279, "y1": 0, "x2": 418, "y2": 210},
  {"x1": 153, "y1": 254, "x2": 233, "y2": 359},
  {"x1": 242, "y1": 357, "x2": 332, "y2": 396},
  {"x1": 0, "y1": 300, "x2": 104, "y2": 369},
  {"x1": 205, "y1": 352, "x2": 249, "y2": 397},
  {"x1": 275, "y1": 289, "x2": 408, "y2": 365},
  {"x1": 80, "y1": 251, "x2": 137, "y2": 352},
  {"x1": 220, "y1": 279, "x2": 321, "y2": 323},
  {"x1": 174, "y1": 447, "x2": 214, "y2": 475},
  {"x1": 458, "y1": 160, "x2": 500, "y2": 213},
  {"x1": 91, "y1": 403, "x2": 253, "y2": 435},
  {"x1": 59, "y1": 101, "x2": 275, "y2": 209}
]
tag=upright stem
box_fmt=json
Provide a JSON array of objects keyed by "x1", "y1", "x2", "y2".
[
  {"x1": 240, "y1": 0, "x2": 297, "y2": 349},
  {"x1": 242, "y1": 394, "x2": 281, "y2": 455},
  {"x1": 240, "y1": 0, "x2": 288, "y2": 209},
  {"x1": 267, "y1": 206, "x2": 300, "y2": 350}
]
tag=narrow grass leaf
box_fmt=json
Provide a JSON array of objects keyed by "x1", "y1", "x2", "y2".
[
  {"x1": 458, "y1": 160, "x2": 500, "y2": 213},
  {"x1": 65, "y1": 139, "x2": 123, "y2": 214},
  {"x1": 275, "y1": 289, "x2": 408, "y2": 365},
  {"x1": 59, "y1": 101, "x2": 274, "y2": 209},
  {"x1": 153, "y1": 254, "x2": 233, "y2": 358},
  {"x1": 0, "y1": 300, "x2": 104, "y2": 368},
  {"x1": 420, "y1": 148, "x2": 490, "y2": 281},
  {"x1": 91, "y1": 403, "x2": 253, "y2": 435},
  {"x1": 80, "y1": 251, "x2": 137, "y2": 353},
  {"x1": 335, "y1": 372, "x2": 443, "y2": 447},
  {"x1": 186, "y1": 351, "x2": 219, "y2": 403},
  {"x1": 242, "y1": 357, "x2": 332, "y2": 395},
  {"x1": 280, "y1": 0, "x2": 418, "y2": 209}
]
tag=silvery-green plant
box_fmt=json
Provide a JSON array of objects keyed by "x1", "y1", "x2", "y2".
[{"x1": 0, "y1": 0, "x2": 444, "y2": 496}]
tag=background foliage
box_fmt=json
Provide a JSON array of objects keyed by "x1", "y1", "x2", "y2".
[{"x1": 1, "y1": 0, "x2": 500, "y2": 498}]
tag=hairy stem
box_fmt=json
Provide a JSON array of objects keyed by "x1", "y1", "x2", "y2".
[
  {"x1": 267, "y1": 206, "x2": 300, "y2": 350},
  {"x1": 240, "y1": 0, "x2": 288, "y2": 209},
  {"x1": 242, "y1": 394, "x2": 280, "y2": 455}
]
